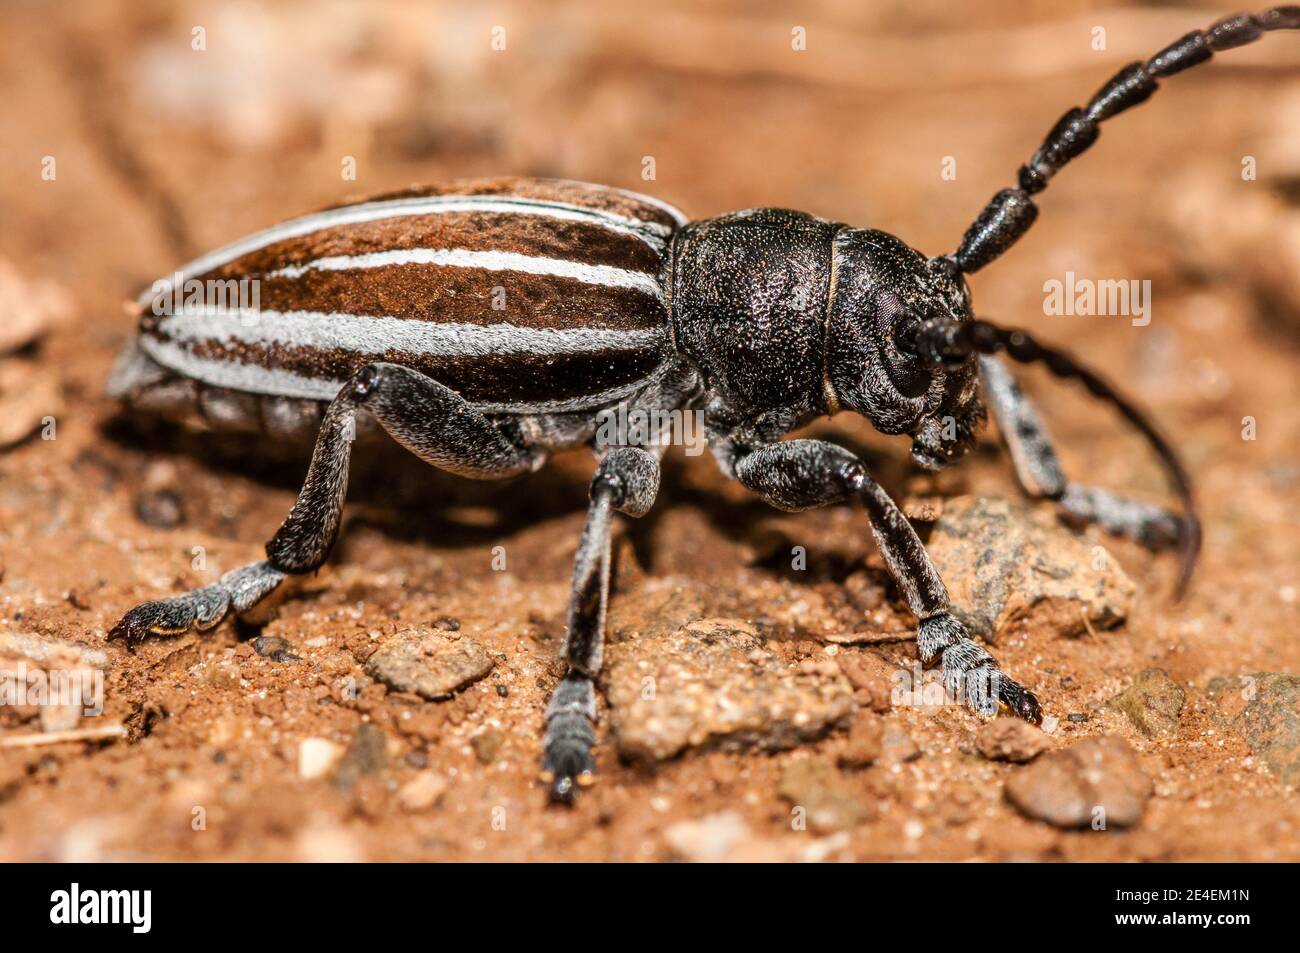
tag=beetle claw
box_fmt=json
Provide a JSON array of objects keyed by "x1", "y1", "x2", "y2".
[
  {"x1": 107, "y1": 599, "x2": 196, "y2": 651},
  {"x1": 999, "y1": 679, "x2": 1043, "y2": 725}
]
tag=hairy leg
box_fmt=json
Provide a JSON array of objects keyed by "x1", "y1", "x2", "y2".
[
  {"x1": 732, "y1": 438, "x2": 1041, "y2": 722},
  {"x1": 110, "y1": 363, "x2": 540, "y2": 647},
  {"x1": 542, "y1": 446, "x2": 661, "y2": 803}
]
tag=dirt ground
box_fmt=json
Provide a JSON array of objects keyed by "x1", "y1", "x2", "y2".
[{"x1": 1, "y1": 0, "x2": 1299, "y2": 861}]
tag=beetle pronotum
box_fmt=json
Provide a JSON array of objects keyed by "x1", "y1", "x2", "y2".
[{"x1": 107, "y1": 8, "x2": 1297, "y2": 802}]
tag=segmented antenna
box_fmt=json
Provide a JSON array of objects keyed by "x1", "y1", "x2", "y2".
[
  {"x1": 898, "y1": 316, "x2": 1202, "y2": 598},
  {"x1": 943, "y1": 6, "x2": 1300, "y2": 274}
]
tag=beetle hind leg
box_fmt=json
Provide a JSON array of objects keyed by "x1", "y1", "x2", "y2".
[
  {"x1": 541, "y1": 446, "x2": 661, "y2": 804},
  {"x1": 109, "y1": 362, "x2": 539, "y2": 648}
]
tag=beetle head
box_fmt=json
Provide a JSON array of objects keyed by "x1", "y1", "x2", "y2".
[{"x1": 826, "y1": 228, "x2": 983, "y2": 470}]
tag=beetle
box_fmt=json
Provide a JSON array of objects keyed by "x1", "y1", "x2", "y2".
[{"x1": 106, "y1": 8, "x2": 1296, "y2": 802}]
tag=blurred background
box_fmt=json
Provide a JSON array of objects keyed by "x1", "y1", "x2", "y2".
[{"x1": 1, "y1": 0, "x2": 1298, "y2": 861}]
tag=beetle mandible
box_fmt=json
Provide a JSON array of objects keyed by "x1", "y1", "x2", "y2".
[{"x1": 107, "y1": 8, "x2": 1295, "y2": 802}]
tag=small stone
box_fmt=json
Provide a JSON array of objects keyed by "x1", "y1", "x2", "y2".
[
  {"x1": 0, "y1": 361, "x2": 61, "y2": 449},
  {"x1": 1005, "y1": 736, "x2": 1151, "y2": 829},
  {"x1": 838, "y1": 716, "x2": 884, "y2": 769},
  {"x1": 1109, "y1": 668, "x2": 1185, "y2": 738},
  {"x1": 926, "y1": 496, "x2": 1135, "y2": 642},
  {"x1": 663, "y1": 811, "x2": 751, "y2": 862},
  {"x1": 777, "y1": 759, "x2": 868, "y2": 832},
  {"x1": 365, "y1": 628, "x2": 494, "y2": 699},
  {"x1": 611, "y1": 583, "x2": 708, "y2": 641},
  {"x1": 0, "y1": 259, "x2": 70, "y2": 354},
  {"x1": 1206, "y1": 675, "x2": 1253, "y2": 722},
  {"x1": 1224, "y1": 673, "x2": 1300, "y2": 786},
  {"x1": 393, "y1": 707, "x2": 446, "y2": 743},
  {"x1": 471, "y1": 729, "x2": 504, "y2": 764},
  {"x1": 332, "y1": 723, "x2": 387, "y2": 791},
  {"x1": 207, "y1": 659, "x2": 242, "y2": 690},
  {"x1": 603, "y1": 618, "x2": 854, "y2": 763},
  {"x1": 133, "y1": 489, "x2": 185, "y2": 528},
  {"x1": 398, "y1": 770, "x2": 448, "y2": 811},
  {"x1": 977, "y1": 718, "x2": 1048, "y2": 763},
  {"x1": 349, "y1": 776, "x2": 390, "y2": 818},
  {"x1": 298, "y1": 737, "x2": 344, "y2": 780},
  {"x1": 252, "y1": 635, "x2": 301, "y2": 662}
]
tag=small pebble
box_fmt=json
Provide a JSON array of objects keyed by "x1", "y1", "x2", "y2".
[
  {"x1": 133, "y1": 489, "x2": 185, "y2": 528},
  {"x1": 471, "y1": 729, "x2": 504, "y2": 765},
  {"x1": 365, "y1": 628, "x2": 494, "y2": 699},
  {"x1": 0, "y1": 361, "x2": 61, "y2": 449},
  {"x1": 1005, "y1": 736, "x2": 1151, "y2": 829},
  {"x1": 663, "y1": 811, "x2": 751, "y2": 862},
  {"x1": 332, "y1": 723, "x2": 387, "y2": 791},
  {"x1": 298, "y1": 738, "x2": 343, "y2": 780},
  {"x1": 398, "y1": 770, "x2": 448, "y2": 811},
  {"x1": 252, "y1": 635, "x2": 301, "y2": 663},
  {"x1": 1109, "y1": 668, "x2": 1185, "y2": 738},
  {"x1": 977, "y1": 718, "x2": 1048, "y2": 763}
]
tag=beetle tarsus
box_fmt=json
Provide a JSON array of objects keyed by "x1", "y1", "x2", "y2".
[
  {"x1": 1000, "y1": 680, "x2": 1044, "y2": 726},
  {"x1": 108, "y1": 564, "x2": 282, "y2": 649}
]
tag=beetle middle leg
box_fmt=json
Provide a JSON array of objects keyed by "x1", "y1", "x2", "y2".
[
  {"x1": 979, "y1": 354, "x2": 1183, "y2": 548},
  {"x1": 109, "y1": 362, "x2": 541, "y2": 646},
  {"x1": 542, "y1": 445, "x2": 661, "y2": 803},
  {"x1": 731, "y1": 438, "x2": 1042, "y2": 722}
]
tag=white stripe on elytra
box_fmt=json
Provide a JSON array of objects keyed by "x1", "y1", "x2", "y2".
[
  {"x1": 267, "y1": 248, "x2": 663, "y2": 299},
  {"x1": 155, "y1": 307, "x2": 663, "y2": 357},
  {"x1": 137, "y1": 336, "x2": 666, "y2": 413},
  {"x1": 137, "y1": 195, "x2": 678, "y2": 306}
]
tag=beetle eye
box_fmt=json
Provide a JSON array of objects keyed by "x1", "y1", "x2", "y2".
[
  {"x1": 893, "y1": 316, "x2": 972, "y2": 366},
  {"x1": 893, "y1": 317, "x2": 924, "y2": 357}
]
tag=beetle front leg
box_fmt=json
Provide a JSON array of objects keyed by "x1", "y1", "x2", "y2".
[
  {"x1": 979, "y1": 355, "x2": 1182, "y2": 548},
  {"x1": 110, "y1": 363, "x2": 539, "y2": 648},
  {"x1": 732, "y1": 438, "x2": 1042, "y2": 723},
  {"x1": 542, "y1": 446, "x2": 660, "y2": 804}
]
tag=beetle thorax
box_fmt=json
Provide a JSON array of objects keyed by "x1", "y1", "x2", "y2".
[{"x1": 670, "y1": 208, "x2": 840, "y2": 430}]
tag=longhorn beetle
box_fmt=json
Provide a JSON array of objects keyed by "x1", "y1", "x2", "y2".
[{"x1": 107, "y1": 8, "x2": 1295, "y2": 802}]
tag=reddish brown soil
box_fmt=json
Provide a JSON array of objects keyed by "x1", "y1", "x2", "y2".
[{"x1": 1, "y1": 0, "x2": 1298, "y2": 861}]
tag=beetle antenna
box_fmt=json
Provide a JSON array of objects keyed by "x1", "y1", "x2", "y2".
[
  {"x1": 938, "y1": 6, "x2": 1300, "y2": 275},
  {"x1": 897, "y1": 316, "x2": 1201, "y2": 598}
]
